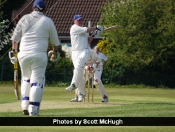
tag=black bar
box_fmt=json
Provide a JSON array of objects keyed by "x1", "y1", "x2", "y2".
[{"x1": 0, "y1": 117, "x2": 175, "y2": 126}]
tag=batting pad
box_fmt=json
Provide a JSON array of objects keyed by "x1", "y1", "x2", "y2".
[
  {"x1": 28, "y1": 82, "x2": 44, "y2": 115},
  {"x1": 21, "y1": 78, "x2": 30, "y2": 110},
  {"x1": 77, "y1": 76, "x2": 86, "y2": 95},
  {"x1": 28, "y1": 103, "x2": 40, "y2": 116},
  {"x1": 95, "y1": 81, "x2": 108, "y2": 99},
  {"x1": 71, "y1": 68, "x2": 84, "y2": 88},
  {"x1": 30, "y1": 83, "x2": 44, "y2": 102}
]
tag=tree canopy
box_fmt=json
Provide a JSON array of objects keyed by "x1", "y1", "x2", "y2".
[
  {"x1": 99, "y1": 0, "x2": 175, "y2": 74},
  {"x1": 1, "y1": 0, "x2": 27, "y2": 20},
  {"x1": 0, "y1": 0, "x2": 27, "y2": 57}
]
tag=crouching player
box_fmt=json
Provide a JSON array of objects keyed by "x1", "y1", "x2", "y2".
[{"x1": 70, "y1": 49, "x2": 109, "y2": 102}]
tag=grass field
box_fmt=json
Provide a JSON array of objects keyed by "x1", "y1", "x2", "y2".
[{"x1": 0, "y1": 84, "x2": 175, "y2": 131}]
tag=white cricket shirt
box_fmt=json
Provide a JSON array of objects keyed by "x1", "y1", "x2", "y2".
[
  {"x1": 11, "y1": 11, "x2": 60, "y2": 53},
  {"x1": 70, "y1": 24, "x2": 89, "y2": 51},
  {"x1": 86, "y1": 50, "x2": 101, "y2": 65},
  {"x1": 97, "y1": 52, "x2": 108, "y2": 65}
]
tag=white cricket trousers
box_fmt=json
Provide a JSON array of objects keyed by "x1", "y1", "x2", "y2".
[
  {"x1": 76, "y1": 65, "x2": 108, "y2": 99},
  {"x1": 94, "y1": 65, "x2": 108, "y2": 99},
  {"x1": 18, "y1": 52, "x2": 47, "y2": 115},
  {"x1": 71, "y1": 49, "x2": 90, "y2": 88}
]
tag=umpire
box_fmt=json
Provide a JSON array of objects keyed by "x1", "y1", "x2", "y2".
[{"x1": 10, "y1": 0, "x2": 61, "y2": 116}]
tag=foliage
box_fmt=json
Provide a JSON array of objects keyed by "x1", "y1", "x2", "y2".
[
  {"x1": 0, "y1": 58, "x2": 14, "y2": 81},
  {"x1": 0, "y1": 19, "x2": 14, "y2": 54},
  {"x1": 1, "y1": 0, "x2": 27, "y2": 20},
  {"x1": 0, "y1": 0, "x2": 28, "y2": 57},
  {"x1": 99, "y1": 0, "x2": 175, "y2": 73},
  {"x1": 0, "y1": 0, "x2": 6, "y2": 19},
  {"x1": 96, "y1": 39, "x2": 109, "y2": 54},
  {"x1": 46, "y1": 57, "x2": 73, "y2": 83}
]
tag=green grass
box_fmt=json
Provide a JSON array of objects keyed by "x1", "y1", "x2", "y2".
[{"x1": 0, "y1": 85, "x2": 175, "y2": 131}]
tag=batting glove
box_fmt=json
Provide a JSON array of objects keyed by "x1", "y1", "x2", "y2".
[
  {"x1": 96, "y1": 25, "x2": 104, "y2": 36},
  {"x1": 48, "y1": 50, "x2": 60, "y2": 62},
  {"x1": 90, "y1": 30, "x2": 97, "y2": 37},
  {"x1": 8, "y1": 51, "x2": 18, "y2": 64},
  {"x1": 90, "y1": 25, "x2": 104, "y2": 37},
  {"x1": 96, "y1": 25, "x2": 102, "y2": 31}
]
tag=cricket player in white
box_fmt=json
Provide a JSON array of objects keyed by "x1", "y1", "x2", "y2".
[
  {"x1": 66, "y1": 15, "x2": 101, "y2": 93},
  {"x1": 93, "y1": 46, "x2": 108, "y2": 102},
  {"x1": 10, "y1": 0, "x2": 61, "y2": 116},
  {"x1": 73, "y1": 49, "x2": 101, "y2": 102},
  {"x1": 71, "y1": 49, "x2": 109, "y2": 102}
]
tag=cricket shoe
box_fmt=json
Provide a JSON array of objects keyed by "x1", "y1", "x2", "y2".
[
  {"x1": 78, "y1": 93, "x2": 85, "y2": 102},
  {"x1": 102, "y1": 95, "x2": 108, "y2": 102},
  {"x1": 23, "y1": 110, "x2": 29, "y2": 115},
  {"x1": 70, "y1": 97, "x2": 78, "y2": 102},
  {"x1": 66, "y1": 84, "x2": 76, "y2": 91},
  {"x1": 29, "y1": 112, "x2": 39, "y2": 116}
]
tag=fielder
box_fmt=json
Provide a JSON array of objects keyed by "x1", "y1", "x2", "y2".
[
  {"x1": 10, "y1": 0, "x2": 61, "y2": 116},
  {"x1": 70, "y1": 49, "x2": 109, "y2": 102},
  {"x1": 93, "y1": 46, "x2": 108, "y2": 102},
  {"x1": 66, "y1": 14, "x2": 102, "y2": 92},
  {"x1": 94, "y1": 46, "x2": 108, "y2": 67}
]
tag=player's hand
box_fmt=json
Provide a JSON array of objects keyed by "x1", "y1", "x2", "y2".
[
  {"x1": 90, "y1": 31, "x2": 97, "y2": 37},
  {"x1": 9, "y1": 51, "x2": 18, "y2": 64},
  {"x1": 96, "y1": 25, "x2": 103, "y2": 31},
  {"x1": 85, "y1": 65, "x2": 95, "y2": 73},
  {"x1": 89, "y1": 66, "x2": 94, "y2": 71},
  {"x1": 94, "y1": 25, "x2": 104, "y2": 36},
  {"x1": 85, "y1": 66, "x2": 90, "y2": 70},
  {"x1": 48, "y1": 50, "x2": 60, "y2": 62}
]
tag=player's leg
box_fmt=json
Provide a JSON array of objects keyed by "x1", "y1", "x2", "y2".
[
  {"x1": 70, "y1": 69, "x2": 87, "y2": 102},
  {"x1": 94, "y1": 67, "x2": 108, "y2": 102},
  {"x1": 29, "y1": 52, "x2": 47, "y2": 116},
  {"x1": 77, "y1": 72, "x2": 86, "y2": 102},
  {"x1": 17, "y1": 52, "x2": 31, "y2": 115},
  {"x1": 70, "y1": 89, "x2": 78, "y2": 102},
  {"x1": 66, "y1": 49, "x2": 90, "y2": 91}
]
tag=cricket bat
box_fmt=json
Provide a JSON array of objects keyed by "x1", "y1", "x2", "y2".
[
  {"x1": 104, "y1": 25, "x2": 121, "y2": 31},
  {"x1": 14, "y1": 52, "x2": 20, "y2": 100}
]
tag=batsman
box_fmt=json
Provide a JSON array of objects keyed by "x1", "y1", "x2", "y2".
[
  {"x1": 10, "y1": 0, "x2": 61, "y2": 116},
  {"x1": 66, "y1": 14, "x2": 102, "y2": 92}
]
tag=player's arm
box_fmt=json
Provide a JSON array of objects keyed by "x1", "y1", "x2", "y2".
[
  {"x1": 52, "y1": 45, "x2": 58, "y2": 52},
  {"x1": 11, "y1": 16, "x2": 25, "y2": 44},
  {"x1": 9, "y1": 40, "x2": 19, "y2": 64},
  {"x1": 9, "y1": 15, "x2": 22, "y2": 64},
  {"x1": 88, "y1": 36, "x2": 93, "y2": 44},
  {"x1": 102, "y1": 53, "x2": 108, "y2": 67},
  {"x1": 51, "y1": 45, "x2": 62, "y2": 57},
  {"x1": 12, "y1": 41, "x2": 18, "y2": 51},
  {"x1": 49, "y1": 18, "x2": 61, "y2": 47},
  {"x1": 48, "y1": 19, "x2": 62, "y2": 61},
  {"x1": 86, "y1": 26, "x2": 97, "y2": 33},
  {"x1": 87, "y1": 25, "x2": 103, "y2": 36}
]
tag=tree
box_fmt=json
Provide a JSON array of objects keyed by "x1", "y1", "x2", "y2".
[
  {"x1": 1, "y1": 0, "x2": 27, "y2": 20},
  {"x1": 0, "y1": 0, "x2": 27, "y2": 57},
  {"x1": 99, "y1": 0, "x2": 175, "y2": 73},
  {"x1": 0, "y1": 0, "x2": 6, "y2": 20}
]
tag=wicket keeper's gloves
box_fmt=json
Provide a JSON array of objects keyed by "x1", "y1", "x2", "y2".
[
  {"x1": 85, "y1": 65, "x2": 96, "y2": 73},
  {"x1": 8, "y1": 51, "x2": 18, "y2": 64}
]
